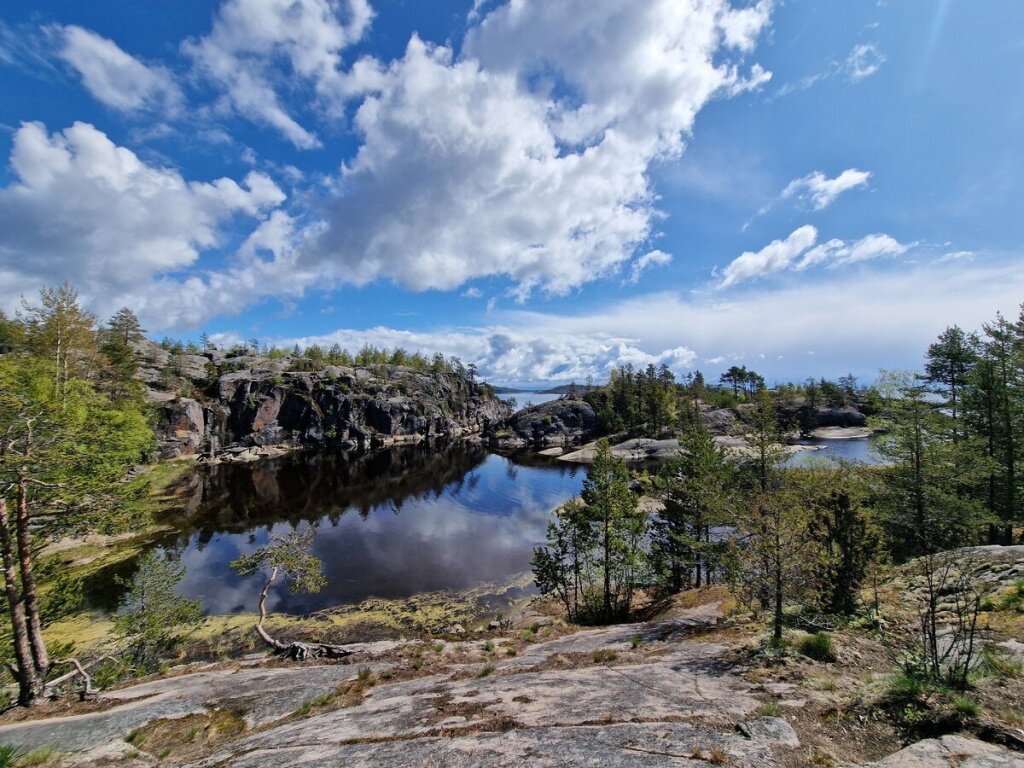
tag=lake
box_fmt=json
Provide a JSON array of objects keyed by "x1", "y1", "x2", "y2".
[
  {"x1": 84, "y1": 435, "x2": 880, "y2": 618},
  {"x1": 496, "y1": 391, "x2": 563, "y2": 407},
  {"x1": 84, "y1": 444, "x2": 584, "y2": 616},
  {"x1": 783, "y1": 436, "x2": 884, "y2": 467}
]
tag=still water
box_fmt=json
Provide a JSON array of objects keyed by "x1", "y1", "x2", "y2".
[
  {"x1": 784, "y1": 436, "x2": 883, "y2": 467},
  {"x1": 85, "y1": 445, "x2": 584, "y2": 616},
  {"x1": 496, "y1": 391, "x2": 562, "y2": 407},
  {"x1": 85, "y1": 436, "x2": 878, "y2": 617}
]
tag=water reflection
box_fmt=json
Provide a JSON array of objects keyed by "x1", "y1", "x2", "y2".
[{"x1": 85, "y1": 444, "x2": 583, "y2": 616}]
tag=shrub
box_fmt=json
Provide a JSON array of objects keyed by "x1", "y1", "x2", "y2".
[{"x1": 477, "y1": 664, "x2": 496, "y2": 678}]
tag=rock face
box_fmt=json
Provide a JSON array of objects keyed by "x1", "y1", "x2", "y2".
[
  {"x1": 812, "y1": 406, "x2": 867, "y2": 428},
  {"x1": 849, "y1": 734, "x2": 1024, "y2": 767},
  {"x1": 0, "y1": 603, "x2": 804, "y2": 767},
  {"x1": 507, "y1": 397, "x2": 597, "y2": 447},
  {"x1": 133, "y1": 341, "x2": 512, "y2": 459}
]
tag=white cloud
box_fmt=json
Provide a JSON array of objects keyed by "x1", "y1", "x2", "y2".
[
  {"x1": 629, "y1": 250, "x2": 673, "y2": 284},
  {"x1": 795, "y1": 233, "x2": 908, "y2": 270},
  {"x1": 57, "y1": 26, "x2": 182, "y2": 114},
  {"x1": 722, "y1": 227, "x2": 908, "y2": 286},
  {"x1": 183, "y1": 0, "x2": 374, "y2": 148},
  {"x1": 781, "y1": 168, "x2": 871, "y2": 210},
  {"x1": 845, "y1": 43, "x2": 886, "y2": 81},
  {"x1": 283, "y1": 324, "x2": 698, "y2": 385},
  {"x1": 302, "y1": 0, "x2": 772, "y2": 298},
  {"x1": 2, "y1": 1, "x2": 774, "y2": 327},
  {"x1": 0, "y1": 121, "x2": 285, "y2": 318},
  {"x1": 720, "y1": 225, "x2": 818, "y2": 288},
  {"x1": 272, "y1": 260, "x2": 1024, "y2": 384}
]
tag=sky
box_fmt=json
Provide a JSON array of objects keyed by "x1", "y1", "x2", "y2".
[{"x1": 1, "y1": 0, "x2": 1022, "y2": 387}]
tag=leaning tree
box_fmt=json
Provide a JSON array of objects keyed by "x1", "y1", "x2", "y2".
[{"x1": 230, "y1": 526, "x2": 352, "y2": 660}]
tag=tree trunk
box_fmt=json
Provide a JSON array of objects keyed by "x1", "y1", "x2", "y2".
[
  {"x1": 0, "y1": 500, "x2": 41, "y2": 706},
  {"x1": 252, "y1": 567, "x2": 352, "y2": 661},
  {"x1": 603, "y1": 513, "x2": 612, "y2": 623},
  {"x1": 16, "y1": 477, "x2": 49, "y2": 675},
  {"x1": 773, "y1": 529, "x2": 784, "y2": 642}
]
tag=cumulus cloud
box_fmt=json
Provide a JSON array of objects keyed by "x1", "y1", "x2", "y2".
[
  {"x1": 795, "y1": 233, "x2": 908, "y2": 270},
  {"x1": 303, "y1": 0, "x2": 772, "y2": 297},
  {"x1": 2, "y1": 1, "x2": 773, "y2": 326},
  {"x1": 0, "y1": 121, "x2": 285, "y2": 317},
  {"x1": 720, "y1": 225, "x2": 818, "y2": 288},
  {"x1": 781, "y1": 168, "x2": 871, "y2": 210},
  {"x1": 183, "y1": 0, "x2": 374, "y2": 148},
  {"x1": 721, "y1": 226, "x2": 908, "y2": 287},
  {"x1": 57, "y1": 25, "x2": 183, "y2": 113},
  {"x1": 283, "y1": 324, "x2": 697, "y2": 385}
]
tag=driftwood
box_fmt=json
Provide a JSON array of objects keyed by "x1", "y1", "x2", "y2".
[{"x1": 43, "y1": 653, "x2": 119, "y2": 698}]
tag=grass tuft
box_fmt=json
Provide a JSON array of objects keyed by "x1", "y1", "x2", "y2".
[{"x1": 797, "y1": 633, "x2": 836, "y2": 662}]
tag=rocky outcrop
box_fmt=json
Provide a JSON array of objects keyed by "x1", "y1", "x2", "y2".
[
  {"x1": 506, "y1": 397, "x2": 597, "y2": 447},
  {"x1": 134, "y1": 341, "x2": 512, "y2": 459},
  {"x1": 849, "y1": 734, "x2": 1024, "y2": 767}
]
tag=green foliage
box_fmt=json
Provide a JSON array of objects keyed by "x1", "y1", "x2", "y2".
[
  {"x1": 795, "y1": 463, "x2": 881, "y2": 616},
  {"x1": 755, "y1": 701, "x2": 782, "y2": 717},
  {"x1": 797, "y1": 633, "x2": 837, "y2": 662},
  {"x1": 18, "y1": 282, "x2": 98, "y2": 401},
  {"x1": 871, "y1": 371, "x2": 991, "y2": 558},
  {"x1": 231, "y1": 526, "x2": 326, "y2": 596},
  {"x1": 0, "y1": 357, "x2": 153, "y2": 527},
  {"x1": 584, "y1": 363, "x2": 682, "y2": 435},
  {"x1": 651, "y1": 425, "x2": 733, "y2": 593},
  {"x1": 114, "y1": 553, "x2": 203, "y2": 667},
  {"x1": 477, "y1": 663, "x2": 495, "y2": 678},
  {"x1": 725, "y1": 391, "x2": 813, "y2": 641},
  {"x1": 719, "y1": 364, "x2": 764, "y2": 400},
  {"x1": 38, "y1": 571, "x2": 83, "y2": 627},
  {"x1": 532, "y1": 441, "x2": 647, "y2": 624},
  {"x1": 0, "y1": 310, "x2": 26, "y2": 354}
]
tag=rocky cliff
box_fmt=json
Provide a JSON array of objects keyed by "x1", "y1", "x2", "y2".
[{"x1": 133, "y1": 340, "x2": 512, "y2": 460}]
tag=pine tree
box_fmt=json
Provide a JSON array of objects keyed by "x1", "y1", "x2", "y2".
[
  {"x1": 925, "y1": 325, "x2": 979, "y2": 442},
  {"x1": 0, "y1": 356, "x2": 152, "y2": 704},
  {"x1": 18, "y1": 283, "x2": 98, "y2": 403},
  {"x1": 652, "y1": 426, "x2": 733, "y2": 592},
  {"x1": 114, "y1": 553, "x2": 202, "y2": 668}
]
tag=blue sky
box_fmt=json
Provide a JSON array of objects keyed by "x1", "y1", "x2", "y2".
[{"x1": 1, "y1": 0, "x2": 1022, "y2": 386}]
